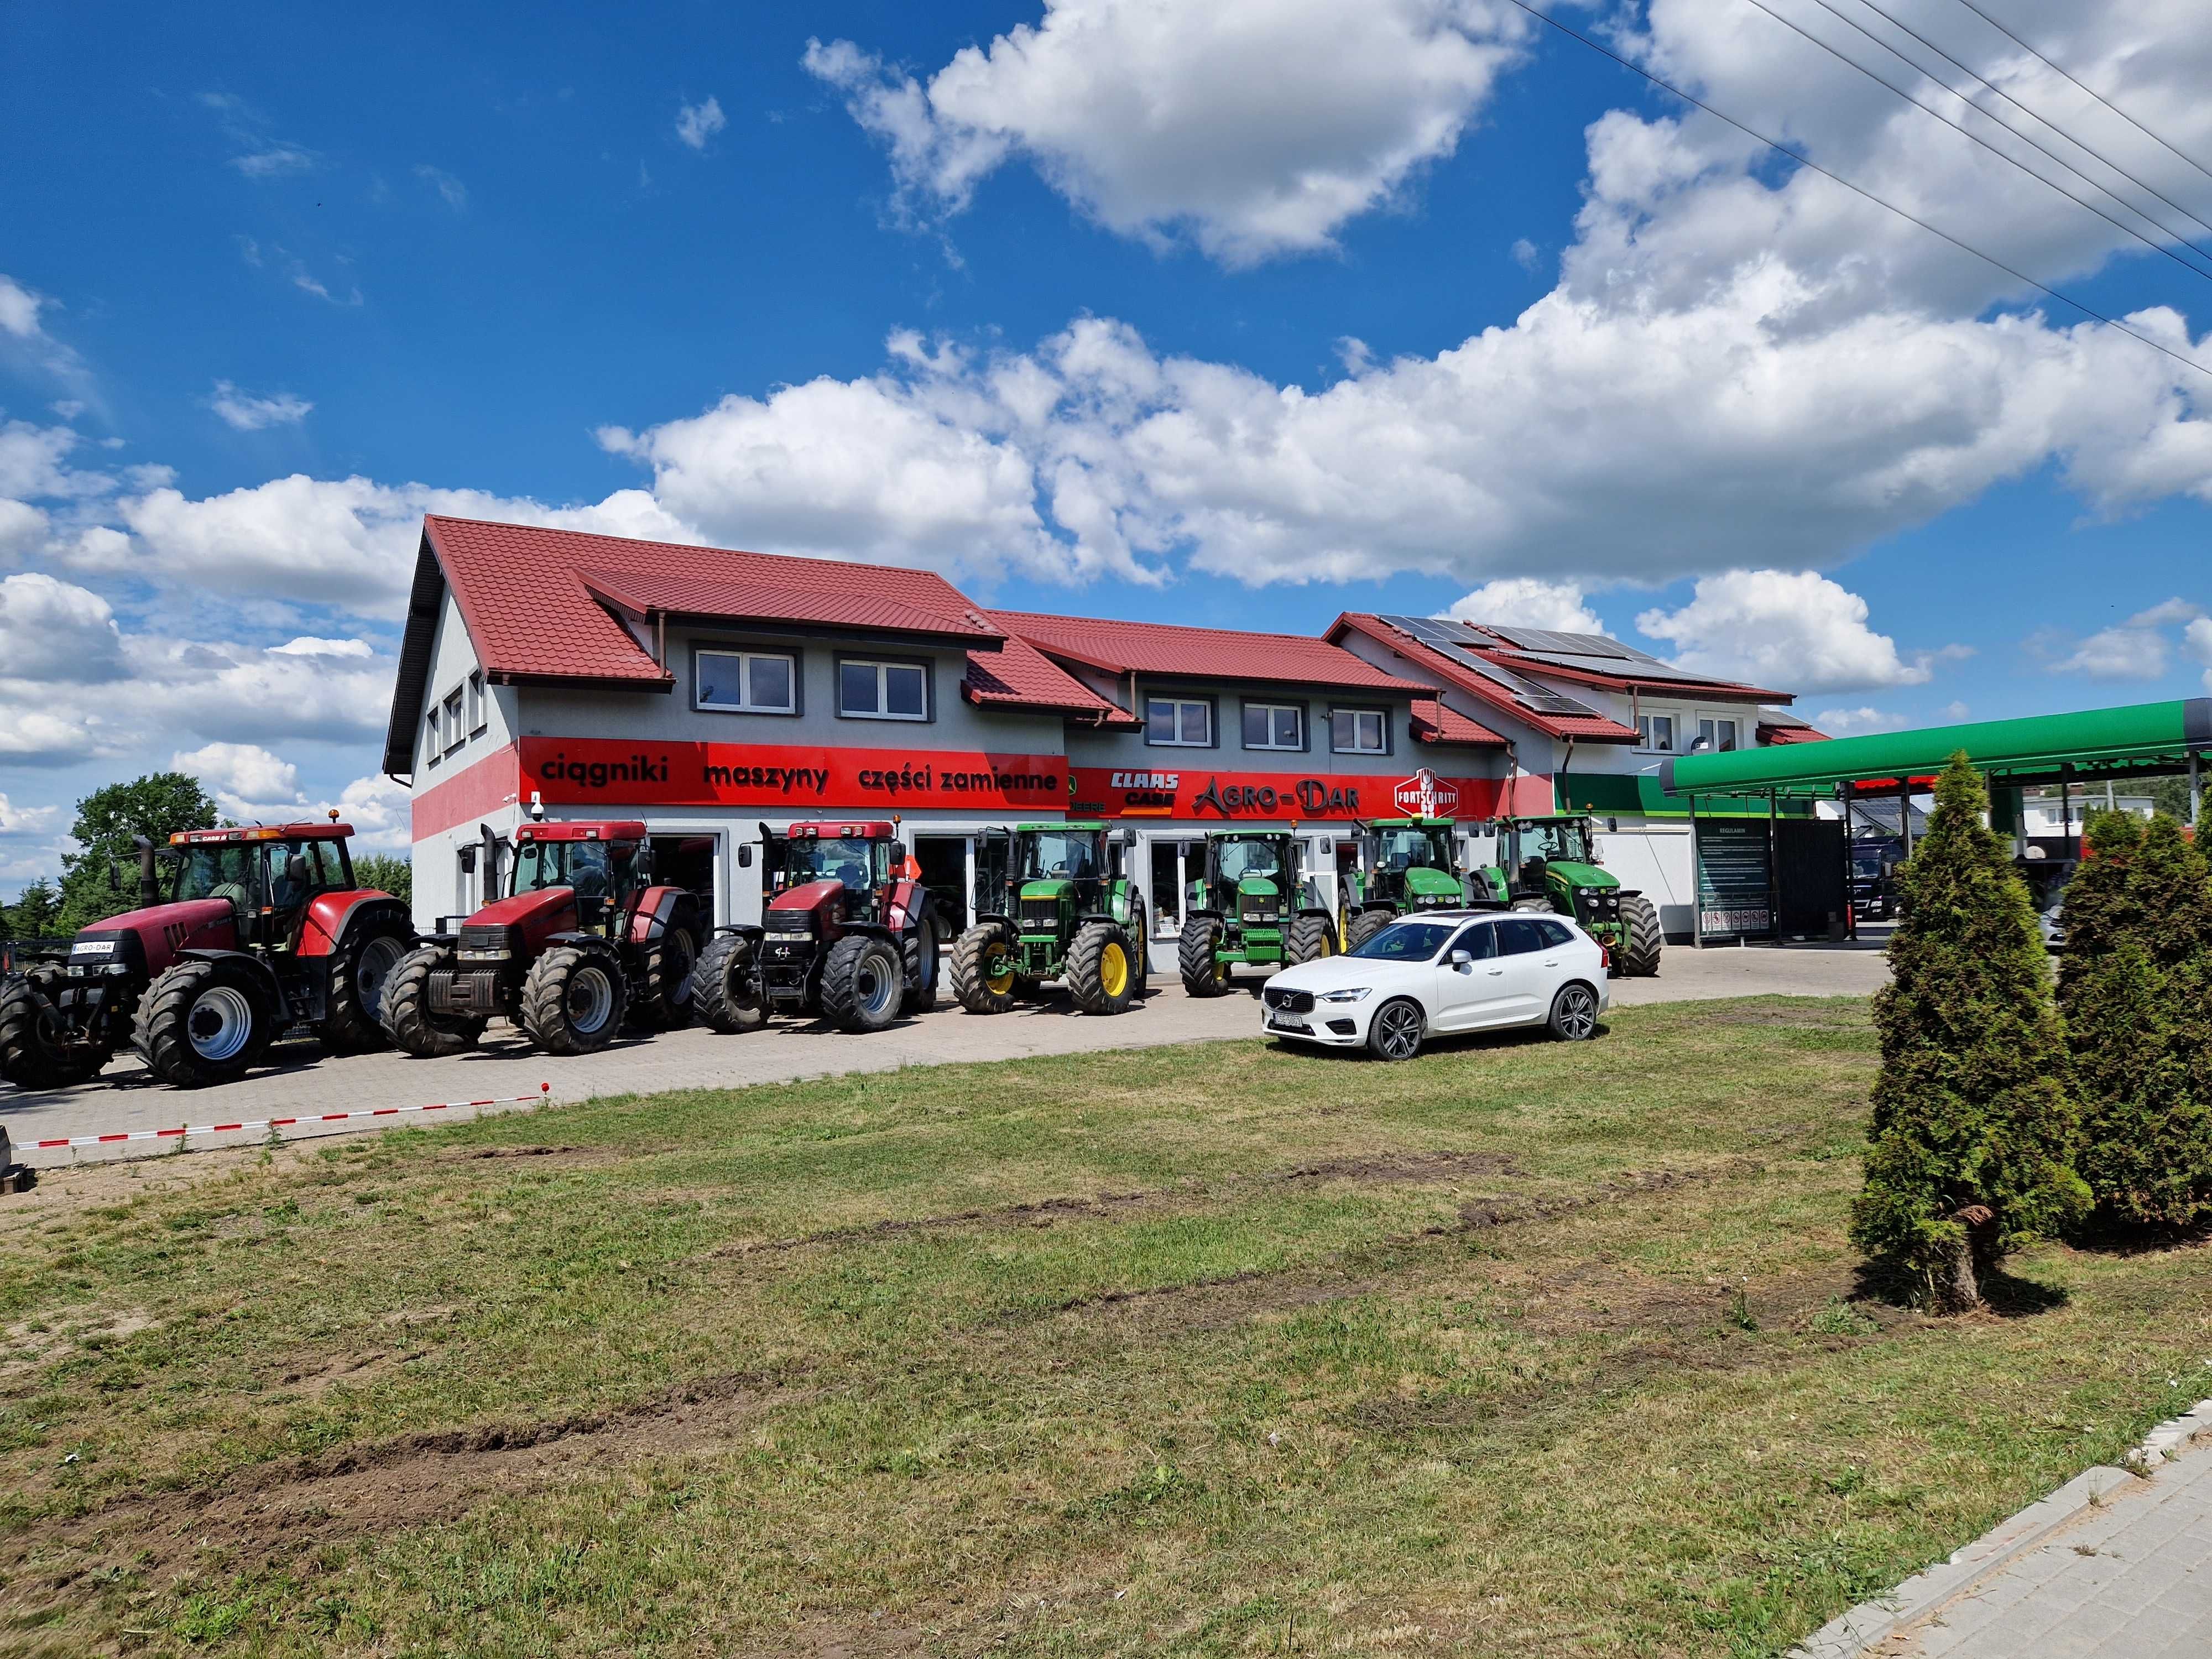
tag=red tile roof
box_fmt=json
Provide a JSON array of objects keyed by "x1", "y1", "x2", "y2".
[
  {"x1": 1329, "y1": 614, "x2": 1641, "y2": 744},
  {"x1": 1757, "y1": 715, "x2": 1830, "y2": 745},
  {"x1": 1410, "y1": 696, "x2": 1507, "y2": 748},
  {"x1": 989, "y1": 609, "x2": 1432, "y2": 695},
  {"x1": 577, "y1": 568, "x2": 1005, "y2": 645},
  {"x1": 964, "y1": 633, "x2": 1138, "y2": 725}
]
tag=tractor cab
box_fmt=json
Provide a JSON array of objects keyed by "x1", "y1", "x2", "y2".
[
  {"x1": 163, "y1": 825, "x2": 362, "y2": 951},
  {"x1": 1477, "y1": 813, "x2": 1662, "y2": 977},
  {"x1": 508, "y1": 822, "x2": 650, "y2": 932},
  {"x1": 949, "y1": 823, "x2": 1149, "y2": 1017},
  {"x1": 1356, "y1": 818, "x2": 1463, "y2": 911},
  {"x1": 1177, "y1": 829, "x2": 1339, "y2": 994},
  {"x1": 1190, "y1": 830, "x2": 1298, "y2": 920}
]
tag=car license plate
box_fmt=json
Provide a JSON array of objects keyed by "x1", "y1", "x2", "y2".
[{"x1": 1267, "y1": 1013, "x2": 1308, "y2": 1032}]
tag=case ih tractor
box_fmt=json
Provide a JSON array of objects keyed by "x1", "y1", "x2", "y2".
[
  {"x1": 1178, "y1": 830, "x2": 1339, "y2": 995},
  {"x1": 950, "y1": 823, "x2": 1147, "y2": 1016},
  {"x1": 1478, "y1": 813, "x2": 1661, "y2": 976},
  {"x1": 1340, "y1": 817, "x2": 1470, "y2": 948},
  {"x1": 688, "y1": 821, "x2": 939, "y2": 1035},
  {"x1": 0, "y1": 821, "x2": 412, "y2": 1090},
  {"x1": 379, "y1": 820, "x2": 701, "y2": 1057}
]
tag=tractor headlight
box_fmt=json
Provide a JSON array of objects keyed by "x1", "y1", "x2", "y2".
[{"x1": 1318, "y1": 987, "x2": 1373, "y2": 1003}]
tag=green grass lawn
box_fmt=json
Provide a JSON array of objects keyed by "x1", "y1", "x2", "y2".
[{"x1": 3, "y1": 997, "x2": 2208, "y2": 1657}]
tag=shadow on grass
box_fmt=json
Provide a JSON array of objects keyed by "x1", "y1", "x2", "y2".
[{"x1": 1850, "y1": 1254, "x2": 2071, "y2": 1318}]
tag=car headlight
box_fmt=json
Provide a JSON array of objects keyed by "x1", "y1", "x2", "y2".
[{"x1": 1318, "y1": 987, "x2": 1373, "y2": 1003}]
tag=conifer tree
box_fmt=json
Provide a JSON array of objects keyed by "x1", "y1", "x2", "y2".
[
  {"x1": 2060, "y1": 811, "x2": 2212, "y2": 1233},
  {"x1": 1849, "y1": 753, "x2": 2086, "y2": 1311}
]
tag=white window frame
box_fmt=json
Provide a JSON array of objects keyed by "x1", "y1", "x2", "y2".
[
  {"x1": 466, "y1": 670, "x2": 487, "y2": 735},
  {"x1": 838, "y1": 656, "x2": 930, "y2": 723},
  {"x1": 1636, "y1": 713, "x2": 1677, "y2": 753},
  {"x1": 1695, "y1": 714, "x2": 1741, "y2": 754},
  {"x1": 1145, "y1": 696, "x2": 1213, "y2": 748},
  {"x1": 424, "y1": 705, "x2": 441, "y2": 768},
  {"x1": 442, "y1": 688, "x2": 465, "y2": 757},
  {"x1": 1330, "y1": 707, "x2": 1389, "y2": 755},
  {"x1": 696, "y1": 649, "x2": 800, "y2": 715},
  {"x1": 1242, "y1": 701, "x2": 1303, "y2": 752}
]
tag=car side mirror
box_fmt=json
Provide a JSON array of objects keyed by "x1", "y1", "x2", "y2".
[
  {"x1": 738, "y1": 845, "x2": 753, "y2": 868},
  {"x1": 1450, "y1": 948, "x2": 1473, "y2": 970}
]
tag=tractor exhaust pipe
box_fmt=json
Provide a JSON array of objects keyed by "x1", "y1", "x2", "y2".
[{"x1": 134, "y1": 835, "x2": 161, "y2": 909}]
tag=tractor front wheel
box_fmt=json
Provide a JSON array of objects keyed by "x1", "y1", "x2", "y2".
[
  {"x1": 379, "y1": 946, "x2": 486, "y2": 1057},
  {"x1": 0, "y1": 969, "x2": 109, "y2": 1089},
  {"x1": 1067, "y1": 921, "x2": 1137, "y2": 1016},
  {"x1": 950, "y1": 922, "x2": 1019, "y2": 1015},
  {"x1": 901, "y1": 915, "x2": 939, "y2": 1015},
  {"x1": 135, "y1": 959, "x2": 274, "y2": 1087},
  {"x1": 690, "y1": 932, "x2": 765, "y2": 1034},
  {"x1": 1285, "y1": 914, "x2": 1338, "y2": 967},
  {"x1": 1617, "y1": 894, "x2": 1662, "y2": 977},
  {"x1": 822, "y1": 935, "x2": 903, "y2": 1032},
  {"x1": 319, "y1": 929, "x2": 408, "y2": 1053},
  {"x1": 631, "y1": 924, "x2": 700, "y2": 1030},
  {"x1": 1346, "y1": 909, "x2": 1391, "y2": 950},
  {"x1": 520, "y1": 946, "x2": 628, "y2": 1055},
  {"x1": 1178, "y1": 916, "x2": 1232, "y2": 997}
]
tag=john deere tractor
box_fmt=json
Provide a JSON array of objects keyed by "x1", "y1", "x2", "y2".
[
  {"x1": 1480, "y1": 814, "x2": 1661, "y2": 976},
  {"x1": 1178, "y1": 830, "x2": 1338, "y2": 995},
  {"x1": 951, "y1": 823, "x2": 1147, "y2": 1015},
  {"x1": 1341, "y1": 817, "x2": 1469, "y2": 948}
]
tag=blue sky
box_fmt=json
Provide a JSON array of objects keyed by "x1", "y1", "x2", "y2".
[{"x1": 3, "y1": 0, "x2": 2210, "y2": 891}]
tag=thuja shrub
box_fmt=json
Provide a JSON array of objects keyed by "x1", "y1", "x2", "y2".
[
  {"x1": 2060, "y1": 811, "x2": 2212, "y2": 1234},
  {"x1": 1849, "y1": 753, "x2": 2086, "y2": 1311}
]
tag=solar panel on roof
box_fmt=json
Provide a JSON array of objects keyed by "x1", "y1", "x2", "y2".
[
  {"x1": 1484, "y1": 626, "x2": 1633, "y2": 659},
  {"x1": 1375, "y1": 615, "x2": 1604, "y2": 720}
]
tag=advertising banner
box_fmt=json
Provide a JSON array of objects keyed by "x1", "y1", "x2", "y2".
[
  {"x1": 1694, "y1": 817, "x2": 1775, "y2": 941},
  {"x1": 517, "y1": 737, "x2": 1068, "y2": 812},
  {"x1": 1069, "y1": 764, "x2": 1513, "y2": 822}
]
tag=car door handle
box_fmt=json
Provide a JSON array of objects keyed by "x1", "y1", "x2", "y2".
[
  {"x1": 1486, "y1": 967, "x2": 1504, "y2": 976},
  {"x1": 1542, "y1": 958, "x2": 1559, "y2": 967}
]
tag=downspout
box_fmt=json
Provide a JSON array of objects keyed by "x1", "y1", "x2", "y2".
[{"x1": 1558, "y1": 738, "x2": 1575, "y2": 813}]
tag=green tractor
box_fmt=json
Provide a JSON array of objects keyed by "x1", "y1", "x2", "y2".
[
  {"x1": 950, "y1": 823, "x2": 1149, "y2": 1016},
  {"x1": 1481, "y1": 814, "x2": 1661, "y2": 977},
  {"x1": 1342, "y1": 817, "x2": 1470, "y2": 948},
  {"x1": 1178, "y1": 830, "x2": 1338, "y2": 995}
]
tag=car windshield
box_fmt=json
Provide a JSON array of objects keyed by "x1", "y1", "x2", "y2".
[
  {"x1": 1019, "y1": 831, "x2": 1099, "y2": 880},
  {"x1": 1375, "y1": 828, "x2": 1451, "y2": 872},
  {"x1": 513, "y1": 838, "x2": 634, "y2": 899},
  {"x1": 786, "y1": 836, "x2": 878, "y2": 891},
  {"x1": 1344, "y1": 920, "x2": 1457, "y2": 962},
  {"x1": 174, "y1": 845, "x2": 267, "y2": 909},
  {"x1": 1516, "y1": 821, "x2": 1593, "y2": 863},
  {"x1": 1217, "y1": 838, "x2": 1284, "y2": 882}
]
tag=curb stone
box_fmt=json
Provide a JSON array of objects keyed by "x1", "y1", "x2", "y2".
[{"x1": 1787, "y1": 1396, "x2": 2212, "y2": 1659}]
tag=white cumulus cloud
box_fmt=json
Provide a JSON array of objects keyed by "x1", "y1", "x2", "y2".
[
  {"x1": 174, "y1": 740, "x2": 301, "y2": 807},
  {"x1": 1444, "y1": 577, "x2": 1603, "y2": 633},
  {"x1": 208, "y1": 380, "x2": 314, "y2": 431},
  {"x1": 675, "y1": 95, "x2": 727, "y2": 150},
  {"x1": 2053, "y1": 599, "x2": 2207, "y2": 679},
  {"x1": 1636, "y1": 570, "x2": 1955, "y2": 695},
  {"x1": 0, "y1": 275, "x2": 45, "y2": 338},
  {"x1": 1814, "y1": 707, "x2": 1909, "y2": 736}
]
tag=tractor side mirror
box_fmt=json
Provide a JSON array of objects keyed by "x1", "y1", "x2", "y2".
[
  {"x1": 738, "y1": 844, "x2": 754, "y2": 868},
  {"x1": 108, "y1": 860, "x2": 121, "y2": 893},
  {"x1": 286, "y1": 853, "x2": 310, "y2": 885},
  {"x1": 459, "y1": 844, "x2": 477, "y2": 874},
  {"x1": 1318, "y1": 837, "x2": 1334, "y2": 857},
  {"x1": 1177, "y1": 839, "x2": 1191, "y2": 858}
]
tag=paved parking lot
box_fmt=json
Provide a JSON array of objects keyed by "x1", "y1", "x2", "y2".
[{"x1": 4, "y1": 941, "x2": 1888, "y2": 1163}]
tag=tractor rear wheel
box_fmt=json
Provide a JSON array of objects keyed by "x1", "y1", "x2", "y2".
[
  {"x1": 134, "y1": 958, "x2": 274, "y2": 1087},
  {"x1": 520, "y1": 946, "x2": 627, "y2": 1055},
  {"x1": 318, "y1": 928, "x2": 408, "y2": 1053},
  {"x1": 1285, "y1": 914, "x2": 1338, "y2": 967},
  {"x1": 822, "y1": 935, "x2": 902, "y2": 1032},
  {"x1": 690, "y1": 932, "x2": 765, "y2": 1034},
  {"x1": 1618, "y1": 894, "x2": 1663, "y2": 977},
  {"x1": 631, "y1": 924, "x2": 700, "y2": 1030},
  {"x1": 1067, "y1": 921, "x2": 1137, "y2": 1016},
  {"x1": 379, "y1": 946, "x2": 486, "y2": 1057},
  {"x1": 0, "y1": 968, "x2": 108, "y2": 1089},
  {"x1": 1510, "y1": 897, "x2": 1553, "y2": 914},
  {"x1": 950, "y1": 922, "x2": 1019, "y2": 1015},
  {"x1": 901, "y1": 915, "x2": 939, "y2": 1015},
  {"x1": 1178, "y1": 916, "x2": 1232, "y2": 996},
  {"x1": 1125, "y1": 904, "x2": 1149, "y2": 992},
  {"x1": 1346, "y1": 909, "x2": 1391, "y2": 950}
]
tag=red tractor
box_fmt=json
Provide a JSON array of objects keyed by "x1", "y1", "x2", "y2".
[
  {"x1": 379, "y1": 819, "x2": 701, "y2": 1058},
  {"x1": 0, "y1": 822, "x2": 413, "y2": 1090},
  {"x1": 689, "y1": 820, "x2": 938, "y2": 1035}
]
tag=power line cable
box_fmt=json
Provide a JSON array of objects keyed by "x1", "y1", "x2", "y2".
[
  {"x1": 1837, "y1": 0, "x2": 2212, "y2": 250},
  {"x1": 1491, "y1": 0, "x2": 2212, "y2": 383},
  {"x1": 1736, "y1": 0, "x2": 2212, "y2": 286},
  {"x1": 1947, "y1": 0, "x2": 2212, "y2": 187}
]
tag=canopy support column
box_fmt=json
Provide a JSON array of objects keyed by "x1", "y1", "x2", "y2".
[
  {"x1": 1898, "y1": 780, "x2": 1912, "y2": 860},
  {"x1": 1842, "y1": 786, "x2": 1857, "y2": 941},
  {"x1": 2192, "y1": 751, "x2": 2202, "y2": 830}
]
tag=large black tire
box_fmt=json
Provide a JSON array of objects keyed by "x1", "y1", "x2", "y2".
[
  {"x1": 1178, "y1": 916, "x2": 1232, "y2": 996},
  {"x1": 134, "y1": 958, "x2": 274, "y2": 1088},
  {"x1": 378, "y1": 945, "x2": 486, "y2": 1057},
  {"x1": 631, "y1": 924, "x2": 700, "y2": 1030},
  {"x1": 1125, "y1": 903, "x2": 1149, "y2": 992},
  {"x1": 318, "y1": 928, "x2": 409, "y2": 1055},
  {"x1": 1285, "y1": 913, "x2": 1338, "y2": 967},
  {"x1": 519, "y1": 945, "x2": 627, "y2": 1055},
  {"x1": 1617, "y1": 894, "x2": 1662, "y2": 977},
  {"x1": 950, "y1": 921, "x2": 1018, "y2": 1015},
  {"x1": 1067, "y1": 921, "x2": 1137, "y2": 1016},
  {"x1": 690, "y1": 932, "x2": 765, "y2": 1034},
  {"x1": 821, "y1": 934, "x2": 902, "y2": 1032},
  {"x1": 1510, "y1": 896, "x2": 1553, "y2": 913},
  {"x1": 901, "y1": 915, "x2": 938, "y2": 1016},
  {"x1": 1346, "y1": 908, "x2": 1391, "y2": 950},
  {"x1": 1366, "y1": 996, "x2": 1425, "y2": 1062},
  {"x1": 1548, "y1": 982, "x2": 1600, "y2": 1041},
  {"x1": 0, "y1": 969, "x2": 108, "y2": 1089}
]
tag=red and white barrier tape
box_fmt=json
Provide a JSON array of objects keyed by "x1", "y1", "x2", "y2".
[{"x1": 27, "y1": 1083, "x2": 551, "y2": 1151}]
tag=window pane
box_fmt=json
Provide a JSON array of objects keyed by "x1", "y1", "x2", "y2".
[
  {"x1": 1275, "y1": 707, "x2": 1301, "y2": 747},
  {"x1": 1452, "y1": 924, "x2": 1496, "y2": 959},
  {"x1": 747, "y1": 654, "x2": 792, "y2": 711},
  {"x1": 841, "y1": 661, "x2": 879, "y2": 715},
  {"x1": 1653, "y1": 716, "x2": 1673, "y2": 750},
  {"x1": 1243, "y1": 704, "x2": 1270, "y2": 747},
  {"x1": 1146, "y1": 699, "x2": 1177, "y2": 743},
  {"x1": 1718, "y1": 719, "x2": 1738, "y2": 752},
  {"x1": 1537, "y1": 919, "x2": 1574, "y2": 947},
  {"x1": 885, "y1": 664, "x2": 926, "y2": 717},
  {"x1": 1496, "y1": 918, "x2": 1545, "y2": 956},
  {"x1": 1331, "y1": 710, "x2": 1352, "y2": 749},
  {"x1": 1180, "y1": 702, "x2": 1208, "y2": 745},
  {"x1": 1360, "y1": 712, "x2": 1384, "y2": 751},
  {"x1": 698, "y1": 653, "x2": 733, "y2": 706}
]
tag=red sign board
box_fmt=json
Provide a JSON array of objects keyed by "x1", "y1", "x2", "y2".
[
  {"x1": 1392, "y1": 768, "x2": 1460, "y2": 818},
  {"x1": 1070, "y1": 765, "x2": 1508, "y2": 822},
  {"x1": 518, "y1": 738, "x2": 1068, "y2": 812}
]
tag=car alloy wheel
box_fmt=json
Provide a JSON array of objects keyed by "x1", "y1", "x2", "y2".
[
  {"x1": 1370, "y1": 998, "x2": 1423, "y2": 1062},
  {"x1": 1552, "y1": 983, "x2": 1598, "y2": 1041}
]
